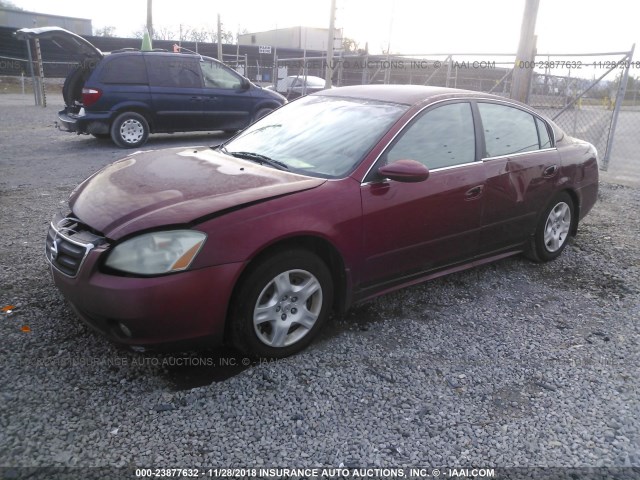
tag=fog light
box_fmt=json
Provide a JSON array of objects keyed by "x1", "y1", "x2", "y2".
[{"x1": 118, "y1": 322, "x2": 132, "y2": 338}]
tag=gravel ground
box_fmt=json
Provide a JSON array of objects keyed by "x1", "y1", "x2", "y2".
[{"x1": 1, "y1": 93, "x2": 639, "y2": 477}]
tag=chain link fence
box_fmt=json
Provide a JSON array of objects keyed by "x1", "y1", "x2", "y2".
[
  {"x1": 1, "y1": 26, "x2": 635, "y2": 175},
  {"x1": 273, "y1": 49, "x2": 637, "y2": 173}
]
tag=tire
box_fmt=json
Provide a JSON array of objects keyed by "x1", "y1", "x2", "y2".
[
  {"x1": 230, "y1": 249, "x2": 334, "y2": 358},
  {"x1": 110, "y1": 112, "x2": 149, "y2": 148},
  {"x1": 527, "y1": 192, "x2": 574, "y2": 262},
  {"x1": 62, "y1": 64, "x2": 90, "y2": 106},
  {"x1": 252, "y1": 107, "x2": 274, "y2": 123}
]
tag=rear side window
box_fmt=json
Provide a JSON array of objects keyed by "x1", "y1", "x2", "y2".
[
  {"x1": 478, "y1": 102, "x2": 540, "y2": 157},
  {"x1": 536, "y1": 117, "x2": 552, "y2": 149},
  {"x1": 99, "y1": 55, "x2": 148, "y2": 84},
  {"x1": 146, "y1": 56, "x2": 202, "y2": 88}
]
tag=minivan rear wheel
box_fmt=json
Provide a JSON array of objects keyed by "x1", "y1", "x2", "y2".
[{"x1": 111, "y1": 112, "x2": 149, "y2": 148}]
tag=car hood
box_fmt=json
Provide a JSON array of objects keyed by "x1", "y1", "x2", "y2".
[
  {"x1": 69, "y1": 147, "x2": 326, "y2": 240},
  {"x1": 14, "y1": 27, "x2": 103, "y2": 60}
]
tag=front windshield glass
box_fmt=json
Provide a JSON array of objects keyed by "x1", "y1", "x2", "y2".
[{"x1": 223, "y1": 95, "x2": 408, "y2": 178}]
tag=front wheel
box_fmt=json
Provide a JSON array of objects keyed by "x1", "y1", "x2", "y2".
[
  {"x1": 252, "y1": 107, "x2": 274, "y2": 123},
  {"x1": 528, "y1": 192, "x2": 574, "y2": 262},
  {"x1": 110, "y1": 112, "x2": 149, "y2": 148},
  {"x1": 230, "y1": 250, "x2": 333, "y2": 358}
]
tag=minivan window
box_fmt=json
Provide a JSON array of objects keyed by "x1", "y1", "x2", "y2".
[
  {"x1": 200, "y1": 60, "x2": 244, "y2": 89},
  {"x1": 478, "y1": 102, "x2": 540, "y2": 157},
  {"x1": 100, "y1": 55, "x2": 147, "y2": 84},
  {"x1": 146, "y1": 56, "x2": 202, "y2": 88}
]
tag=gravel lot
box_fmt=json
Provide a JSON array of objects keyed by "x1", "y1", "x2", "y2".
[{"x1": 1, "y1": 93, "x2": 639, "y2": 478}]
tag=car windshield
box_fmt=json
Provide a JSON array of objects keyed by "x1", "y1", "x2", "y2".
[{"x1": 222, "y1": 95, "x2": 408, "y2": 178}]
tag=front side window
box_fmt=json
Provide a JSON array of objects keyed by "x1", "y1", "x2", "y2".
[
  {"x1": 200, "y1": 60, "x2": 244, "y2": 89},
  {"x1": 385, "y1": 102, "x2": 476, "y2": 170},
  {"x1": 478, "y1": 102, "x2": 540, "y2": 157}
]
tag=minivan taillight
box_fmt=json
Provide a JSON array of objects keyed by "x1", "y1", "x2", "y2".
[{"x1": 81, "y1": 88, "x2": 102, "y2": 107}]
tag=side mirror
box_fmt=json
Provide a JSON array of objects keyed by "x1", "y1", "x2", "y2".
[
  {"x1": 240, "y1": 78, "x2": 251, "y2": 90},
  {"x1": 378, "y1": 159, "x2": 429, "y2": 183}
]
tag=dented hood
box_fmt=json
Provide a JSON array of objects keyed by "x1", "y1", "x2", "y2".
[{"x1": 69, "y1": 147, "x2": 326, "y2": 239}]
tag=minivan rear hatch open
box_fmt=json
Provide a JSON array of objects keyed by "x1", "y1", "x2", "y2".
[
  {"x1": 14, "y1": 27, "x2": 103, "y2": 108},
  {"x1": 14, "y1": 27, "x2": 103, "y2": 60}
]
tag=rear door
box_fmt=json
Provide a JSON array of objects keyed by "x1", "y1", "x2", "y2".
[
  {"x1": 145, "y1": 55, "x2": 204, "y2": 132},
  {"x1": 477, "y1": 101, "x2": 559, "y2": 253},
  {"x1": 359, "y1": 101, "x2": 485, "y2": 291}
]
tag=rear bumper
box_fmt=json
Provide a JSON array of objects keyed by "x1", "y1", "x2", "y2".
[
  {"x1": 56, "y1": 110, "x2": 78, "y2": 132},
  {"x1": 57, "y1": 109, "x2": 111, "y2": 135}
]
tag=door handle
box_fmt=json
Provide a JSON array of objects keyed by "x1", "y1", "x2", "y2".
[
  {"x1": 189, "y1": 96, "x2": 202, "y2": 102},
  {"x1": 465, "y1": 185, "x2": 484, "y2": 200},
  {"x1": 543, "y1": 165, "x2": 558, "y2": 177}
]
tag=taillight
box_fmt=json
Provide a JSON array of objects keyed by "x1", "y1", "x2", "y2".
[{"x1": 81, "y1": 88, "x2": 102, "y2": 107}]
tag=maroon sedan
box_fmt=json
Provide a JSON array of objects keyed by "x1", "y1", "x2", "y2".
[{"x1": 45, "y1": 85, "x2": 599, "y2": 358}]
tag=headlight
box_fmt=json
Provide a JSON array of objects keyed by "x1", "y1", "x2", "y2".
[{"x1": 105, "y1": 230, "x2": 207, "y2": 275}]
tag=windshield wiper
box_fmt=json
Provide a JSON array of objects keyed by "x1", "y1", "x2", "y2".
[{"x1": 225, "y1": 151, "x2": 289, "y2": 171}]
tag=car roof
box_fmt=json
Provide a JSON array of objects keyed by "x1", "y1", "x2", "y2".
[{"x1": 314, "y1": 84, "x2": 500, "y2": 106}]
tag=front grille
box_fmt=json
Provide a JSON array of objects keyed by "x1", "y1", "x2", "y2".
[{"x1": 45, "y1": 214, "x2": 106, "y2": 277}]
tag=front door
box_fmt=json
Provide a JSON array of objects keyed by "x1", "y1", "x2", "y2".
[
  {"x1": 199, "y1": 59, "x2": 253, "y2": 131},
  {"x1": 359, "y1": 101, "x2": 485, "y2": 291}
]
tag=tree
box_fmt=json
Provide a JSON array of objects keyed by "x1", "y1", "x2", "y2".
[
  {"x1": 94, "y1": 26, "x2": 116, "y2": 37},
  {"x1": 0, "y1": 0, "x2": 23, "y2": 9},
  {"x1": 154, "y1": 26, "x2": 177, "y2": 40},
  {"x1": 341, "y1": 37, "x2": 359, "y2": 53},
  {"x1": 189, "y1": 28, "x2": 210, "y2": 43}
]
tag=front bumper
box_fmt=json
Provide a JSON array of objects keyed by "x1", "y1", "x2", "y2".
[{"x1": 46, "y1": 220, "x2": 243, "y2": 349}]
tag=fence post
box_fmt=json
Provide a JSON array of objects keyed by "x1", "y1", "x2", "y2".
[
  {"x1": 34, "y1": 38, "x2": 46, "y2": 107},
  {"x1": 602, "y1": 44, "x2": 635, "y2": 169},
  {"x1": 24, "y1": 38, "x2": 40, "y2": 106}
]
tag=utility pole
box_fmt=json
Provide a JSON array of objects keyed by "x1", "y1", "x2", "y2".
[
  {"x1": 324, "y1": 0, "x2": 336, "y2": 88},
  {"x1": 510, "y1": 0, "x2": 539, "y2": 103},
  {"x1": 217, "y1": 14, "x2": 223, "y2": 61},
  {"x1": 146, "y1": 0, "x2": 153, "y2": 39}
]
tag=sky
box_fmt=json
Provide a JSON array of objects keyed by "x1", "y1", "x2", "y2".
[{"x1": 9, "y1": 0, "x2": 640, "y2": 59}]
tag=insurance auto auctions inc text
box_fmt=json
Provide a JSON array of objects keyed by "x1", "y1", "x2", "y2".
[{"x1": 200, "y1": 467, "x2": 496, "y2": 478}]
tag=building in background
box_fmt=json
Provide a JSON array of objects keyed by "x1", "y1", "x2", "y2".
[
  {"x1": 239, "y1": 26, "x2": 342, "y2": 52},
  {"x1": 0, "y1": 7, "x2": 92, "y2": 35}
]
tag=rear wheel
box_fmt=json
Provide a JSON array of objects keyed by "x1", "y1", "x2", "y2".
[
  {"x1": 110, "y1": 112, "x2": 149, "y2": 148},
  {"x1": 527, "y1": 192, "x2": 574, "y2": 262},
  {"x1": 230, "y1": 250, "x2": 333, "y2": 358}
]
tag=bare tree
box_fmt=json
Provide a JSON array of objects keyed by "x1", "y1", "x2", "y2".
[
  {"x1": 189, "y1": 28, "x2": 210, "y2": 43},
  {"x1": 0, "y1": 0, "x2": 22, "y2": 8},
  {"x1": 154, "y1": 26, "x2": 177, "y2": 40},
  {"x1": 94, "y1": 26, "x2": 116, "y2": 37},
  {"x1": 341, "y1": 37, "x2": 359, "y2": 53}
]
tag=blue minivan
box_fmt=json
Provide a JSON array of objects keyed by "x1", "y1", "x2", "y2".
[{"x1": 15, "y1": 27, "x2": 286, "y2": 148}]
